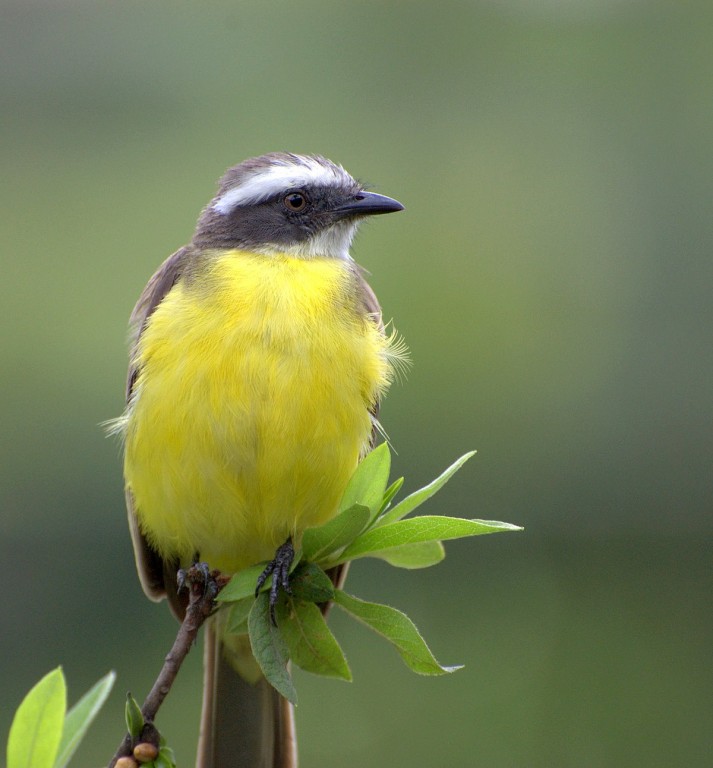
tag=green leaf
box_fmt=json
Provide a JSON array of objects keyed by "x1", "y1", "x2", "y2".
[
  {"x1": 225, "y1": 597, "x2": 255, "y2": 635},
  {"x1": 278, "y1": 600, "x2": 352, "y2": 680},
  {"x1": 377, "y1": 476, "x2": 404, "y2": 517},
  {"x1": 155, "y1": 745, "x2": 177, "y2": 768},
  {"x1": 376, "y1": 451, "x2": 476, "y2": 527},
  {"x1": 54, "y1": 671, "x2": 115, "y2": 768},
  {"x1": 339, "y1": 516, "x2": 522, "y2": 563},
  {"x1": 302, "y1": 504, "x2": 370, "y2": 561},
  {"x1": 216, "y1": 563, "x2": 269, "y2": 603},
  {"x1": 7, "y1": 667, "x2": 66, "y2": 768},
  {"x1": 248, "y1": 592, "x2": 297, "y2": 704},
  {"x1": 339, "y1": 442, "x2": 391, "y2": 521},
  {"x1": 334, "y1": 591, "x2": 461, "y2": 675},
  {"x1": 289, "y1": 562, "x2": 335, "y2": 603},
  {"x1": 124, "y1": 693, "x2": 144, "y2": 739},
  {"x1": 374, "y1": 540, "x2": 445, "y2": 569}
]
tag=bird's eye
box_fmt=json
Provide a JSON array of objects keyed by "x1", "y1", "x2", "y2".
[{"x1": 283, "y1": 191, "x2": 308, "y2": 212}]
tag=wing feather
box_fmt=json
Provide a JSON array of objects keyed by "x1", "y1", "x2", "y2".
[
  {"x1": 352, "y1": 265, "x2": 384, "y2": 446},
  {"x1": 124, "y1": 247, "x2": 189, "y2": 615}
]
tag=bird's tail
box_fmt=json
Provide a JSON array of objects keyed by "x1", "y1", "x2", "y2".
[{"x1": 196, "y1": 620, "x2": 297, "y2": 768}]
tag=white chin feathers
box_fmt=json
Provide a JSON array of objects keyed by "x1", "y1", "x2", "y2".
[{"x1": 262, "y1": 220, "x2": 359, "y2": 261}]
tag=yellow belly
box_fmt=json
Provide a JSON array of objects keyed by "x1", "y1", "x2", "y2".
[{"x1": 124, "y1": 250, "x2": 391, "y2": 573}]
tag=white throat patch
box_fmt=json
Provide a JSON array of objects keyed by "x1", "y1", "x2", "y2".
[
  {"x1": 213, "y1": 156, "x2": 352, "y2": 215},
  {"x1": 259, "y1": 220, "x2": 359, "y2": 261}
]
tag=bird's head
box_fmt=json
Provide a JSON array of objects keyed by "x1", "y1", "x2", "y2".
[{"x1": 192, "y1": 152, "x2": 403, "y2": 259}]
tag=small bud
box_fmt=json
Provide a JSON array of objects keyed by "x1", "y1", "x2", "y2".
[
  {"x1": 133, "y1": 742, "x2": 159, "y2": 763},
  {"x1": 124, "y1": 693, "x2": 144, "y2": 738},
  {"x1": 115, "y1": 757, "x2": 139, "y2": 768}
]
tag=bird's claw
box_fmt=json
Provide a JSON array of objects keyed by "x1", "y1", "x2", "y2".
[
  {"x1": 255, "y1": 537, "x2": 295, "y2": 626},
  {"x1": 177, "y1": 560, "x2": 218, "y2": 601}
]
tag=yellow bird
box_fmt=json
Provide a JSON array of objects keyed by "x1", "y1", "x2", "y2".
[{"x1": 114, "y1": 153, "x2": 405, "y2": 767}]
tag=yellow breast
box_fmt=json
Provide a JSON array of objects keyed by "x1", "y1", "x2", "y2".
[{"x1": 124, "y1": 250, "x2": 391, "y2": 573}]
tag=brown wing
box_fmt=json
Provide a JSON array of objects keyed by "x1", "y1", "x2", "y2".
[
  {"x1": 125, "y1": 246, "x2": 191, "y2": 400},
  {"x1": 353, "y1": 264, "x2": 384, "y2": 446},
  {"x1": 125, "y1": 246, "x2": 191, "y2": 617}
]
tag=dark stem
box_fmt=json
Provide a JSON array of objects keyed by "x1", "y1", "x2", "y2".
[{"x1": 108, "y1": 569, "x2": 222, "y2": 767}]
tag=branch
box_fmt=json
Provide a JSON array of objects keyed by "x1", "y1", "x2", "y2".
[{"x1": 109, "y1": 567, "x2": 223, "y2": 767}]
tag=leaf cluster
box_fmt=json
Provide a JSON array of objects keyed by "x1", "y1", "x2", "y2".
[
  {"x1": 216, "y1": 445, "x2": 521, "y2": 703},
  {"x1": 6, "y1": 668, "x2": 115, "y2": 768}
]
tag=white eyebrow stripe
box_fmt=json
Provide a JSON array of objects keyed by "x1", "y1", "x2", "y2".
[{"x1": 213, "y1": 160, "x2": 348, "y2": 214}]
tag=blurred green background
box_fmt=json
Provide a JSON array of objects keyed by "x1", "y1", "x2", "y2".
[{"x1": 2, "y1": 1, "x2": 711, "y2": 765}]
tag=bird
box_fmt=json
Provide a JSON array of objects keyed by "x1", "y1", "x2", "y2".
[{"x1": 111, "y1": 152, "x2": 405, "y2": 767}]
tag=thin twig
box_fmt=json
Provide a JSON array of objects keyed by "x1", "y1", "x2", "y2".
[{"x1": 108, "y1": 570, "x2": 222, "y2": 767}]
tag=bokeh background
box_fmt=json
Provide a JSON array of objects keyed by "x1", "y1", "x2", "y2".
[{"x1": 2, "y1": 1, "x2": 711, "y2": 766}]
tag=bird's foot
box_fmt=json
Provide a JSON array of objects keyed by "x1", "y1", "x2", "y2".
[
  {"x1": 177, "y1": 560, "x2": 219, "y2": 602},
  {"x1": 255, "y1": 537, "x2": 295, "y2": 625}
]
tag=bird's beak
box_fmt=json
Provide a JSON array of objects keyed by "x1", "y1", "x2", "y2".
[{"x1": 335, "y1": 191, "x2": 404, "y2": 218}]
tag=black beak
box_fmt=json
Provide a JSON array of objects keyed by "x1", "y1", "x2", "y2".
[{"x1": 335, "y1": 191, "x2": 404, "y2": 218}]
